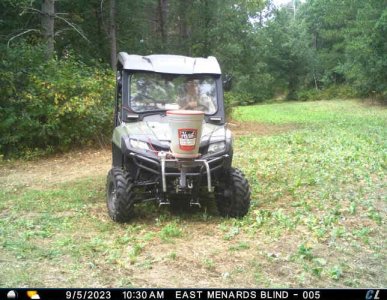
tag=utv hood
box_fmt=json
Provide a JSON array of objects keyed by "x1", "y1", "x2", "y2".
[{"x1": 112, "y1": 120, "x2": 228, "y2": 149}]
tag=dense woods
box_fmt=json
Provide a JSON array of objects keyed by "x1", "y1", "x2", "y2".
[{"x1": 0, "y1": 0, "x2": 386, "y2": 157}]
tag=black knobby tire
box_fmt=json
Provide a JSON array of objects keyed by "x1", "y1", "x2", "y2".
[
  {"x1": 216, "y1": 167, "x2": 251, "y2": 218},
  {"x1": 106, "y1": 167, "x2": 135, "y2": 222}
]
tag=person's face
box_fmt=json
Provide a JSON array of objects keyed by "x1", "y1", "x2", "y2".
[{"x1": 187, "y1": 81, "x2": 199, "y2": 95}]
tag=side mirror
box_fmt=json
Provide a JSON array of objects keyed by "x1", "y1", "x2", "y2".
[
  {"x1": 222, "y1": 74, "x2": 232, "y2": 91},
  {"x1": 116, "y1": 71, "x2": 122, "y2": 89}
]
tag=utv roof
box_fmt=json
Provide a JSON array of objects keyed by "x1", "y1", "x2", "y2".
[{"x1": 117, "y1": 53, "x2": 221, "y2": 75}]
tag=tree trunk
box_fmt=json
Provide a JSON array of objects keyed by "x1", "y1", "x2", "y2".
[
  {"x1": 203, "y1": 0, "x2": 212, "y2": 56},
  {"x1": 41, "y1": 0, "x2": 55, "y2": 60},
  {"x1": 109, "y1": 0, "x2": 117, "y2": 71},
  {"x1": 178, "y1": 0, "x2": 191, "y2": 54},
  {"x1": 95, "y1": 6, "x2": 104, "y2": 58},
  {"x1": 157, "y1": 0, "x2": 168, "y2": 49}
]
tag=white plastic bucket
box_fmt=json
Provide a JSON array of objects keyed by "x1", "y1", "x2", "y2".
[{"x1": 167, "y1": 110, "x2": 204, "y2": 158}]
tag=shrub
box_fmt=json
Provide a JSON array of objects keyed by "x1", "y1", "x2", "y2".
[
  {"x1": 224, "y1": 91, "x2": 256, "y2": 118},
  {"x1": 296, "y1": 85, "x2": 357, "y2": 101},
  {"x1": 0, "y1": 43, "x2": 114, "y2": 158}
]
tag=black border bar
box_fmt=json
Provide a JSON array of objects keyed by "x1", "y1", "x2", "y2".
[{"x1": 0, "y1": 288, "x2": 385, "y2": 300}]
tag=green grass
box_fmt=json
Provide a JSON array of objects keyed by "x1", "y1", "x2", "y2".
[
  {"x1": 233, "y1": 100, "x2": 386, "y2": 125},
  {"x1": 230, "y1": 99, "x2": 386, "y2": 286},
  {"x1": 229, "y1": 241, "x2": 250, "y2": 251},
  {"x1": 0, "y1": 99, "x2": 385, "y2": 287},
  {"x1": 159, "y1": 221, "x2": 183, "y2": 242}
]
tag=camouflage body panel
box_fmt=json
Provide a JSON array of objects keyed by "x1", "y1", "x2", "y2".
[{"x1": 112, "y1": 120, "x2": 230, "y2": 150}]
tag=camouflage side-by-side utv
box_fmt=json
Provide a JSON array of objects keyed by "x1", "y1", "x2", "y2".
[{"x1": 106, "y1": 53, "x2": 251, "y2": 222}]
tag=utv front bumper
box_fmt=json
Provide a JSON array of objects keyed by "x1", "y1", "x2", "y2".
[{"x1": 128, "y1": 152, "x2": 230, "y2": 193}]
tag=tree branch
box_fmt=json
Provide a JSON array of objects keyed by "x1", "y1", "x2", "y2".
[
  {"x1": 20, "y1": 7, "x2": 43, "y2": 16},
  {"x1": 54, "y1": 28, "x2": 72, "y2": 36},
  {"x1": 7, "y1": 29, "x2": 40, "y2": 48},
  {"x1": 54, "y1": 15, "x2": 90, "y2": 42}
]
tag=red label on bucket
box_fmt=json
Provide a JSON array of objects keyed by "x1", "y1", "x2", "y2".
[{"x1": 178, "y1": 128, "x2": 197, "y2": 151}]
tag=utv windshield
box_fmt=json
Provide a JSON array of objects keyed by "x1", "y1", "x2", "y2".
[{"x1": 129, "y1": 72, "x2": 217, "y2": 114}]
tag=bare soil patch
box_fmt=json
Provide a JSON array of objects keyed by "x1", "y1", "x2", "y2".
[
  {"x1": 0, "y1": 148, "x2": 111, "y2": 189},
  {"x1": 228, "y1": 121, "x2": 298, "y2": 136}
]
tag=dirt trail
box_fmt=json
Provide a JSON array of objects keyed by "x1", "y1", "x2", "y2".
[
  {"x1": 228, "y1": 121, "x2": 297, "y2": 136},
  {"x1": 0, "y1": 148, "x2": 111, "y2": 189}
]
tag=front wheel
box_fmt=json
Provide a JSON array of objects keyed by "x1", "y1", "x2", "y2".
[
  {"x1": 216, "y1": 168, "x2": 251, "y2": 218},
  {"x1": 106, "y1": 167, "x2": 135, "y2": 222}
]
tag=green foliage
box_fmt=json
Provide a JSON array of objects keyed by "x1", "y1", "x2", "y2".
[
  {"x1": 330, "y1": 265, "x2": 343, "y2": 280},
  {"x1": 296, "y1": 85, "x2": 357, "y2": 101},
  {"x1": 0, "y1": 42, "x2": 114, "y2": 158},
  {"x1": 297, "y1": 244, "x2": 314, "y2": 260},
  {"x1": 228, "y1": 241, "x2": 250, "y2": 252},
  {"x1": 340, "y1": 2, "x2": 387, "y2": 99},
  {"x1": 159, "y1": 221, "x2": 183, "y2": 242},
  {"x1": 224, "y1": 91, "x2": 256, "y2": 108},
  {"x1": 234, "y1": 0, "x2": 386, "y2": 102},
  {"x1": 299, "y1": 0, "x2": 357, "y2": 86},
  {"x1": 257, "y1": 7, "x2": 314, "y2": 100}
]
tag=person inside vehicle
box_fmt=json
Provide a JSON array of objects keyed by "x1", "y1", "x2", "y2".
[{"x1": 180, "y1": 80, "x2": 215, "y2": 113}]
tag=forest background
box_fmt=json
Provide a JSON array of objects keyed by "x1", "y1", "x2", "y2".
[{"x1": 0, "y1": 0, "x2": 386, "y2": 158}]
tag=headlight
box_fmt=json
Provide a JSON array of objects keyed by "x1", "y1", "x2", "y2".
[
  {"x1": 130, "y1": 139, "x2": 150, "y2": 150},
  {"x1": 208, "y1": 141, "x2": 226, "y2": 154}
]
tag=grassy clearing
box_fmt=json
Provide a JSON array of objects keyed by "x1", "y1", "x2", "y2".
[
  {"x1": 232, "y1": 100, "x2": 386, "y2": 286},
  {"x1": 0, "y1": 99, "x2": 385, "y2": 287}
]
